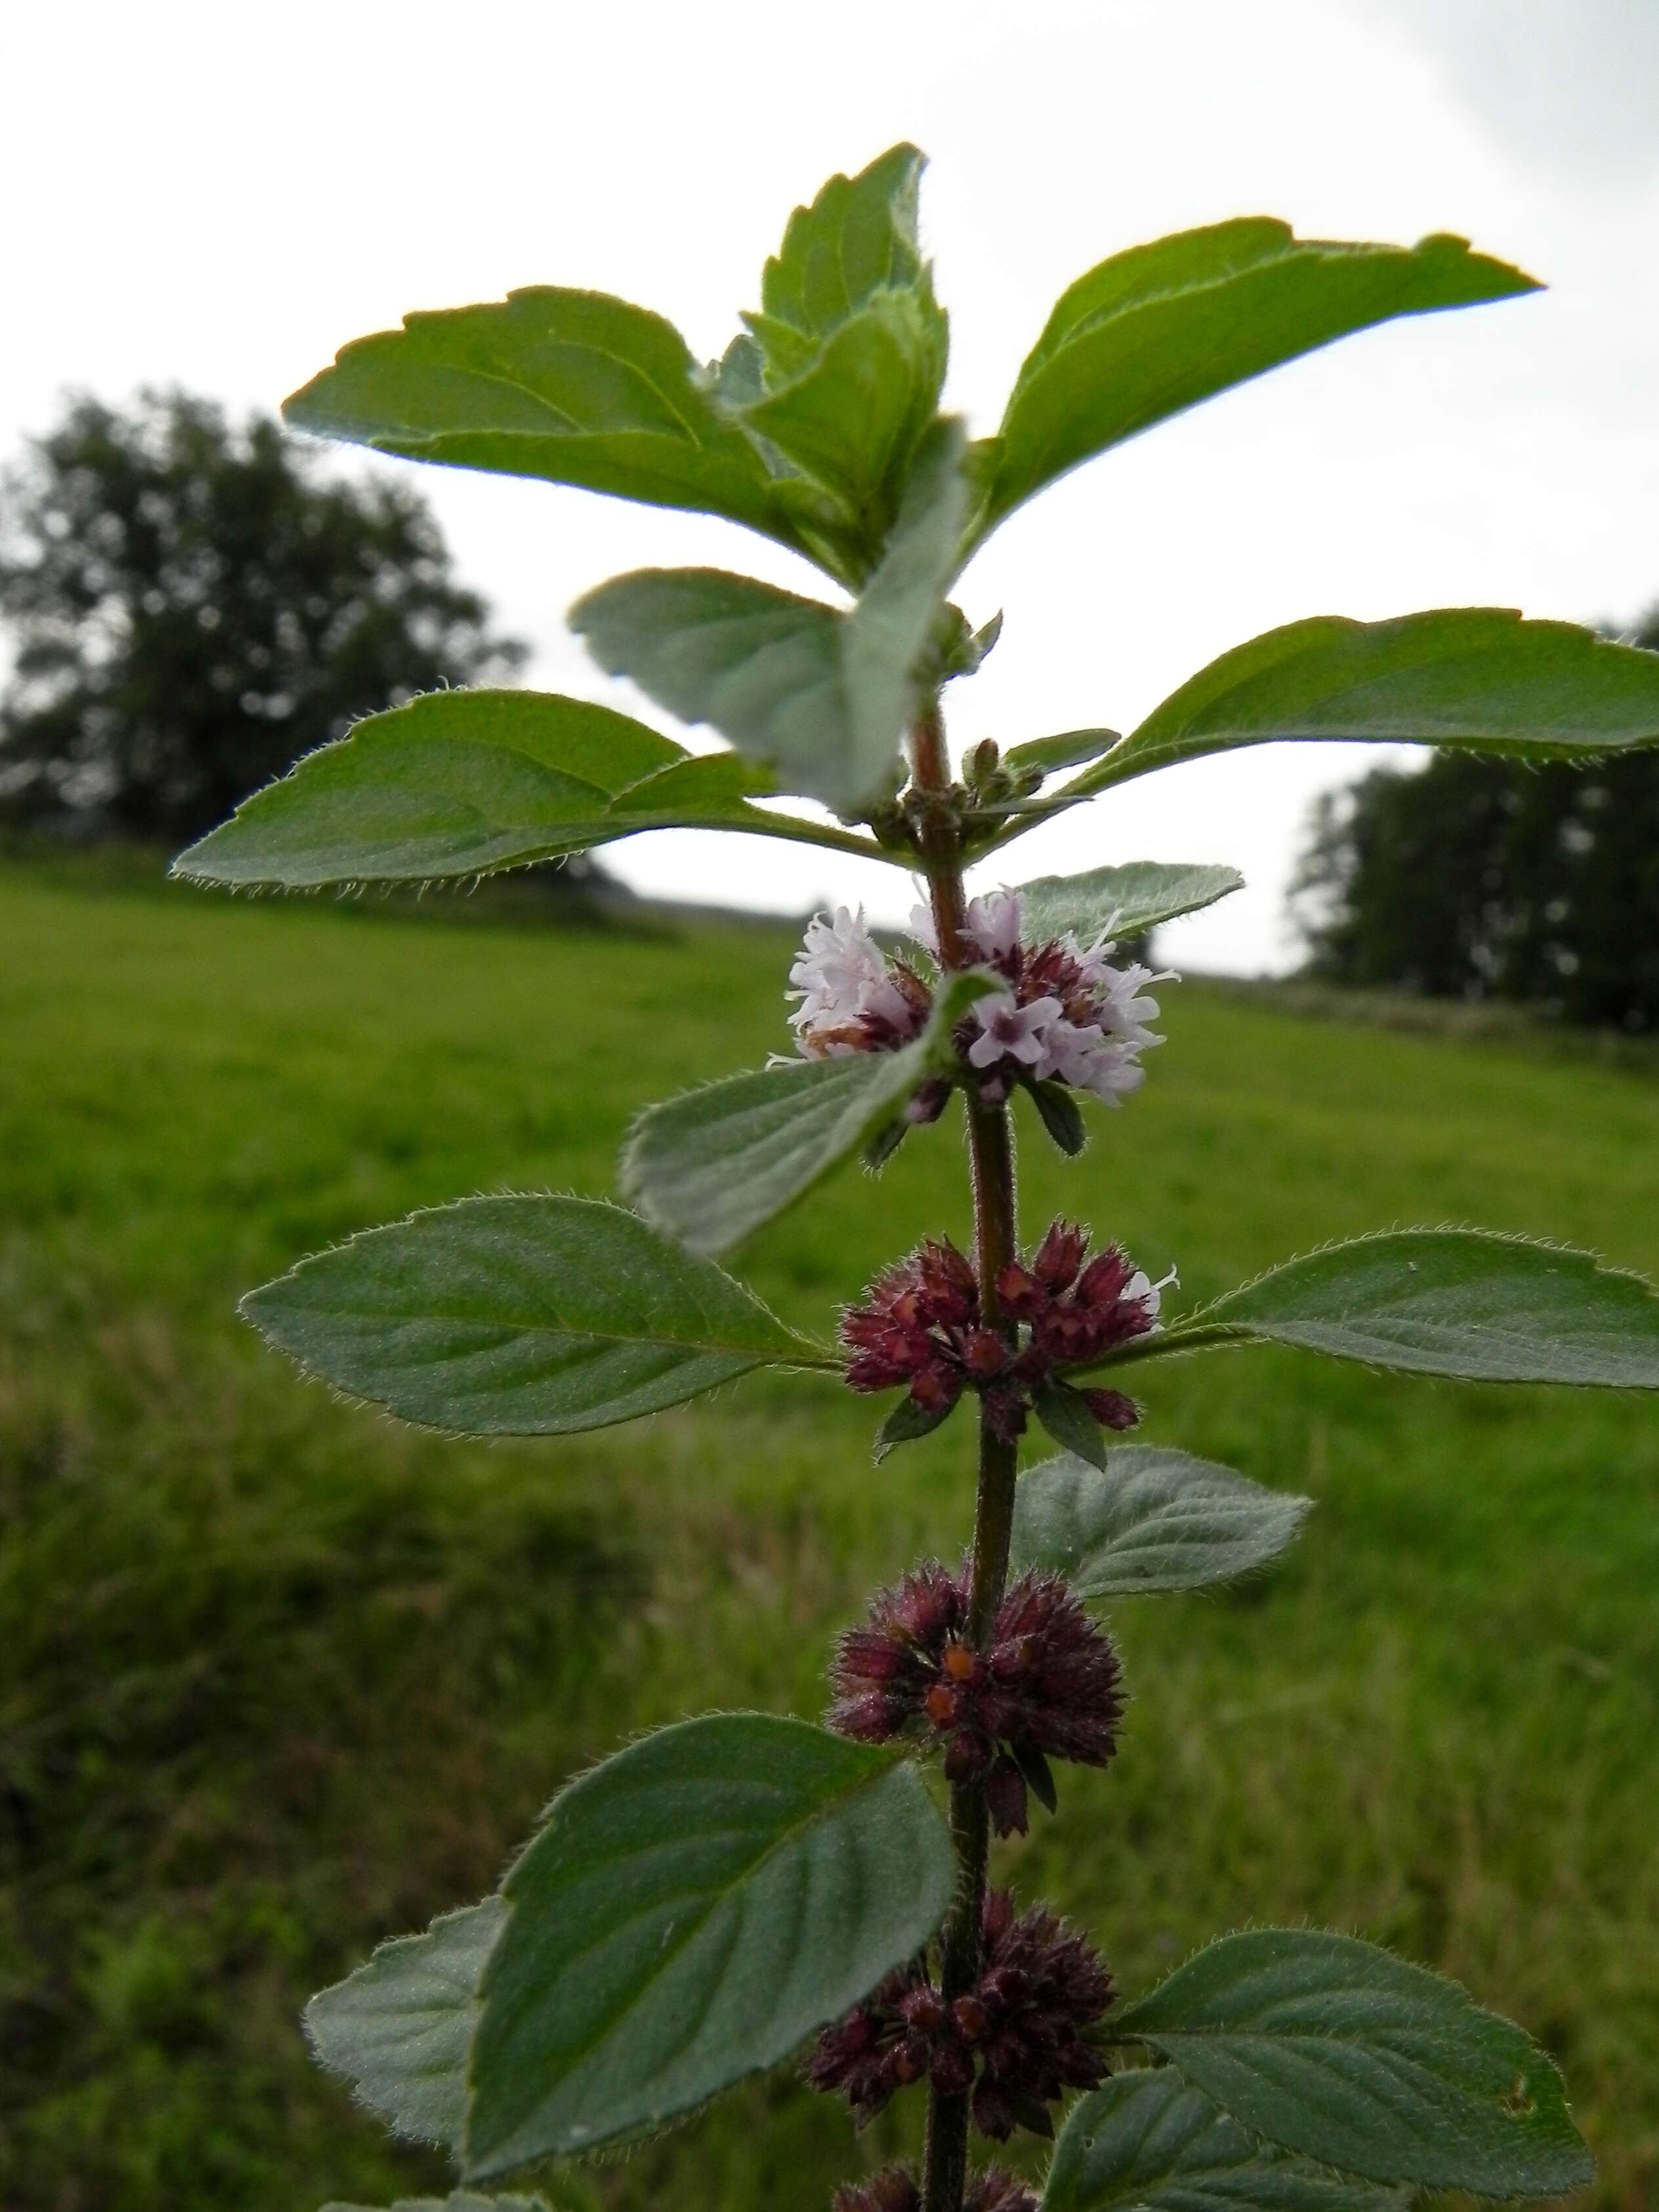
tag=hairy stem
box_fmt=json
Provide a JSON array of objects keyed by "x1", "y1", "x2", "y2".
[{"x1": 910, "y1": 703, "x2": 1021, "y2": 2212}]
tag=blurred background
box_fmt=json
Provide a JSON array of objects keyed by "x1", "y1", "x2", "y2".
[{"x1": 3, "y1": 5, "x2": 1657, "y2": 2209}]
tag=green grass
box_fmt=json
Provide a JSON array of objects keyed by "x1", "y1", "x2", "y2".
[{"x1": 2, "y1": 852, "x2": 1656, "y2": 2212}]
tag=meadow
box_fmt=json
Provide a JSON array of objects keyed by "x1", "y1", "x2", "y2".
[{"x1": 2, "y1": 851, "x2": 1656, "y2": 2212}]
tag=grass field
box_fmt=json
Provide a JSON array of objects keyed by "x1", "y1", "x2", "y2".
[{"x1": 2, "y1": 851, "x2": 1656, "y2": 2212}]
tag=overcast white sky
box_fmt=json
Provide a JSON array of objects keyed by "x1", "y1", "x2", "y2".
[{"x1": 5, "y1": 0, "x2": 1658, "y2": 970}]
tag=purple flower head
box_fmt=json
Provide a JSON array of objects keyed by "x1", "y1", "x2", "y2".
[
  {"x1": 833, "y1": 2169, "x2": 1037, "y2": 2212},
  {"x1": 829, "y1": 1560, "x2": 1124, "y2": 1834},
  {"x1": 839, "y1": 1224, "x2": 1170, "y2": 1453},
  {"x1": 904, "y1": 895, "x2": 1174, "y2": 1111},
  {"x1": 808, "y1": 1889, "x2": 1113, "y2": 2138},
  {"x1": 788, "y1": 907, "x2": 930, "y2": 1058}
]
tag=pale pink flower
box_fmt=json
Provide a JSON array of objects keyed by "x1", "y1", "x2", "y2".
[
  {"x1": 963, "y1": 888, "x2": 1023, "y2": 967},
  {"x1": 968, "y1": 992, "x2": 1062, "y2": 1070}
]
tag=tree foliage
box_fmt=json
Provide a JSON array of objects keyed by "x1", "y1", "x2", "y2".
[
  {"x1": 1297, "y1": 609, "x2": 1659, "y2": 1026},
  {"x1": 0, "y1": 391, "x2": 525, "y2": 839}
]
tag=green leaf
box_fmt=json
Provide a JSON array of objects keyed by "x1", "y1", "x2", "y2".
[
  {"x1": 304, "y1": 1898, "x2": 506, "y2": 2148},
  {"x1": 735, "y1": 294, "x2": 948, "y2": 565},
  {"x1": 1024, "y1": 1078, "x2": 1086, "y2": 1156},
  {"x1": 464, "y1": 1714, "x2": 953, "y2": 2175},
  {"x1": 170, "y1": 689, "x2": 886, "y2": 890},
  {"x1": 620, "y1": 969, "x2": 996, "y2": 1255},
  {"x1": 1044, "y1": 2068, "x2": 1408, "y2": 2212},
  {"x1": 1111, "y1": 1929, "x2": 1593, "y2": 2196},
  {"x1": 1189, "y1": 1229, "x2": 1659, "y2": 1386},
  {"x1": 282, "y1": 288, "x2": 851, "y2": 576},
  {"x1": 571, "y1": 419, "x2": 968, "y2": 815},
  {"x1": 1012, "y1": 1740, "x2": 1058, "y2": 1817},
  {"x1": 977, "y1": 223, "x2": 1537, "y2": 538},
  {"x1": 1011, "y1": 1448, "x2": 1313, "y2": 1597},
  {"x1": 733, "y1": 148, "x2": 949, "y2": 564},
  {"x1": 241, "y1": 1196, "x2": 831, "y2": 1437},
  {"x1": 1032, "y1": 1380, "x2": 1110, "y2": 1471},
  {"x1": 874, "y1": 1392, "x2": 954, "y2": 1459},
  {"x1": 321, "y1": 2197, "x2": 548, "y2": 2212},
  {"x1": 1017, "y1": 861, "x2": 1244, "y2": 944},
  {"x1": 751, "y1": 146, "x2": 931, "y2": 358},
  {"x1": 1076, "y1": 609, "x2": 1659, "y2": 793},
  {"x1": 1002, "y1": 729, "x2": 1119, "y2": 777}
]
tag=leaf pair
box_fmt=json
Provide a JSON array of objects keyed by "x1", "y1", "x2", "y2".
[
  {"x1": 284, "y1": 156, "x2": 1540, "y2": 581},
  {"x1": 176, "y1": 603, "x2": 1659, "y2": 893},
  {"x1": 305, "y1": 1715, "x2": 954, "y2": 2177},
  {"x1": 306, "y1": 1725, "x2": 1591, "y2": 2200},
  {"x1": 244, "y1": 1214, "x2": 1659, "y2": 1444}
]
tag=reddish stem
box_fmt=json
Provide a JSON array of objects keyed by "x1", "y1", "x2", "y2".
[{"x1": 909, "y1": 704, "x2": 1021, "y2": 2212}]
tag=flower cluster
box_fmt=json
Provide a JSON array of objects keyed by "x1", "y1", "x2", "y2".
[
  {"x1": 834, "y1": 2167, "x2": 1036, "y2": 2212},
  {"x1": 829, "y1": 1561, "x2": 1123, "y2": 1836},
  {"x1": 787, "y1": 907, "x2": 933, "y2": 1057},
  {"x1": 785, "y1": 891, "x2": 1170, "y2": 1112},
  {"x1": 807, "y1": 1888, "x2": 1112, "y2": 2140},
  {"x1": 839, "y1": 1222, "x2": 1170, "y2": 1443}
]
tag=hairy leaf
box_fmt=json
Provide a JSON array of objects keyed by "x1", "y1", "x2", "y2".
[
  {"x1": 621, "y1": 970, "x2": 997, "y2": 1253},
  {"x1": 1077, "y1": 609, "x2": 1659, "y2": 792},
  {"x1": 1002, "y1": 729, "x2": 1120, "y2": 778},
  {"x1": 1191, "y1": 1229, "x2": 1659, "y2": 1385},
  {"x1": 752, "y1": 145, "x2": 931, "y2": 356},
  {"x1": 977, "y1": 223, "x2": 1536, "y2": 537},
  {"x1": 241, "y1": 1196, "x2": 830, "y2": 1436},
  {"x1": 737, "y1": 294, "x2": 947, "y2": 565},
  {"x1": 1032, "y1": 1380, "x2": 1111, "y2": 1471},
  {"x1": 304, "y1": 1899, "x2": 506, "y2": 2147},
  {"x1": 874, "y1": 1392, "x2": 954, "y2": 1460},
  {"x1": 733, "y1": 150, "x2": 949, "y2": 565},
  {"x1": 1112, "y1": 1930, "x2": 1592, "y2": 2195},
  {"x1": 1025, "y1": 1077, "x2": 1087, "y2": 1156},
  {"x1": 1011, "y1": 1448, "x2": 1312, "y2": 1596},
  {"x1": 1017, "y1": 861, "x2": 1244, "y2": 944},
  {"x1": 464, "y1": 1715, "x2": 953, "y2": 2174},
  {"x1": 1044, "y1": 2067, "x2": 1408, "y2": 2212},
  {"x1": 571, "y1": 420, "x2": 968, "y2": 814},
  {"x1": 171, "y1": 689, "x2": 884, "y2": 889},
  {"x1": 282, "y1": 288, "x2": 850, "y2": 573}
]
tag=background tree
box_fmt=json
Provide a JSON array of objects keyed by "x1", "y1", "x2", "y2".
[
  {"x1": 0, "y1": 390, "x2": 527, "y2": 840},
  {"x1": 1296, "y1": 607, "x2": 1659, "y2": 1028}
]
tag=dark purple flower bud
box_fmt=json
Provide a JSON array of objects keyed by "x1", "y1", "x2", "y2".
[
  {"x1": 1082, "y1": 1386, "x2": 1140, "y2": 1431},
  {"x1": 994, "y1": 1260, "x2": 1045, "y2": 1319},
  {"x1": 965, "y1": 2169, "x2": 1040, "y2": 2212},
  {"x1": 905, "y1": 1076, "x2": 953, "y2": 1125},
  {"x1": 985, "y1": 1752, "x2": 1029, "y2": 1838},
  {"x1": 963, "y1": 1327, "x2": 1011, "y2": 1378},
  {"x1": 834, "y1": 2169, "x2": 920, "y2": 2212},
  {"x1": 834, "y1": 2165, "x2": 1036, "y2": 2212},
  {"x1": 910, "y1": 1363, "x2": 964, "y2": 1414},
  {"x1": 1033, "y1": 1220, "x2": 1088, "y2": 1293},
  {"x1": 971, "y1": 2076, "x2": 1019, "y2": 2142},
  {"x1": 982, "y1": 1382, "x2": 1029, "y2": 1443},
  {"x1": 929, "y1": 2040, "x2": 975, "y2": 2095}
]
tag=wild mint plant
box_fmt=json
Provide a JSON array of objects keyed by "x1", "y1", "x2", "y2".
[{"x1": 175, "y1": 148, "x2": 1659, "y2": 2212}]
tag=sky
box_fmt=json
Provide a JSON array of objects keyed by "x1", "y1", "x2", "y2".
[{"x1": 4, "y1": 0, "x2": 1658, "y2": 972}]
